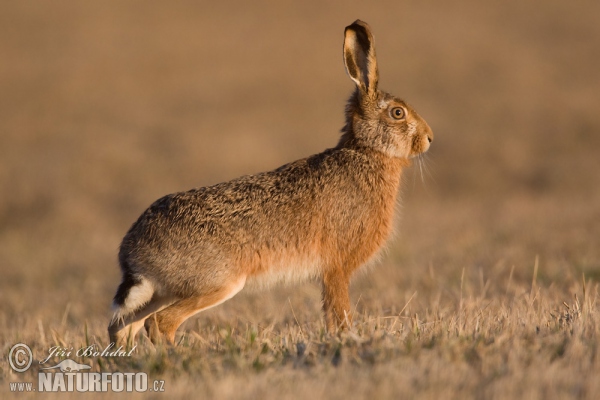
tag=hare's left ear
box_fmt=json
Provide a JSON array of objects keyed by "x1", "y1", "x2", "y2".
[{"x1": 343, "y1": 20, "x2": 379, "y2": 96}]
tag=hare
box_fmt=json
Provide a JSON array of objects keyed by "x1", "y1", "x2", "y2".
[{"x1": 108, "y1": 20, "x2": 433, "y2": 345}]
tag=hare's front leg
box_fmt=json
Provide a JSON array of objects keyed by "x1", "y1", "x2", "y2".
[{"x1": 322, "y1": 269, "x2": 352, "y2": 332}]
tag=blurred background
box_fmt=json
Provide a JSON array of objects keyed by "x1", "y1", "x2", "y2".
[{"x1": 1, "y1": 1, "x2": 599, "y2": 336}]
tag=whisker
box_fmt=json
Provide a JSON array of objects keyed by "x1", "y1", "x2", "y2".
[
  {"x1": 411, "y1": 155, "x2": 418, "y2": 189},
  {"x1": 418, "y1": 155, "x2": 425, "y2": 184},
  {"x1": 421, "y1": 153, "x2": 437, "y2": 184}
]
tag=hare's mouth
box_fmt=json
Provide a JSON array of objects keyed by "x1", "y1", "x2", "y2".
[{"x1": 410, "y1": 134, "x2": 432, "y2": 157}]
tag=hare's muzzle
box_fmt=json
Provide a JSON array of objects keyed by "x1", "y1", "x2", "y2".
[{"x1": 419, "y1": 122, "x2": 433, "y2": 154}]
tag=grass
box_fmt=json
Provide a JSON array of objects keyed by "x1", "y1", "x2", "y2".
[
  {"x1": 3, "y1": 260, "x2": 600, "y2": 399},
  {"x1": 2, "y1": 0, "x2": 600, "y2": 398}
]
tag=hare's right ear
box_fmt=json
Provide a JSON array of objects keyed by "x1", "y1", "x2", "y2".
[{"x1": 343, "y1": 20, "x2": 379, "y2": 96}]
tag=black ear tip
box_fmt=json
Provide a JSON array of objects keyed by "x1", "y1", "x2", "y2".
[
  {"x1": 347, "y1": 19, "x2": 371, "y2": 32},
  {"x1": 345, "y1": 20, "x2": 373, "y2": 51}
]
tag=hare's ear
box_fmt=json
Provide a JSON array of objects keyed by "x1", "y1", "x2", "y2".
[{"x1": 343, "y1": 20, "x2": 379, "y2": 96}]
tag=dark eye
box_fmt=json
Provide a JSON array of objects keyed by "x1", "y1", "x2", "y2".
[{"x1": 390, "y1": 107, "x2": 405, "y2": 120}]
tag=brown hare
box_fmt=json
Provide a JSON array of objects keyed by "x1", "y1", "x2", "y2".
[{"x1": 108, "y1": 20, "x2": 433, "y2": 345}]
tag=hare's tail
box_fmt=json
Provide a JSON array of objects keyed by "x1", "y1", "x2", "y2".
[{"x1": 110, "y1": 267, "x2": 155, "y2": 325}]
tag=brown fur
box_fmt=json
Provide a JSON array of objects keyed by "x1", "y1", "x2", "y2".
[{"x1": 108, "y1": 20, "x2": 433, "y2": 345}]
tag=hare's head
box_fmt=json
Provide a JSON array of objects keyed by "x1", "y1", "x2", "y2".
[{"x1": 340, "y1": 20, "x2": 433, "y2": 159}]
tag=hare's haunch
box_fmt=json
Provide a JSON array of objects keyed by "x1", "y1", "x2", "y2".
[{"x1": 108, "y1": 20, "x2": 433, "y2": 345}]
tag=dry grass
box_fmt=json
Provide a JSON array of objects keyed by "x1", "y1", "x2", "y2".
[
  {"x1": 2, "y1": 1, "x2": 600, "y2": 399},
  {"x1": 3, "y1": 270, "x2": 600, "y2": 399}
]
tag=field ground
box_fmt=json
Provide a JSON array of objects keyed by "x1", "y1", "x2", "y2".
[{"x1": 1, "y1": 1, "x2": 600, "y2": 399}]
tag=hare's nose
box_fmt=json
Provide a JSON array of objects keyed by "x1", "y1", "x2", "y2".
[{"x1": 427, "y1": 135, "x2": 432, "y2": 143}]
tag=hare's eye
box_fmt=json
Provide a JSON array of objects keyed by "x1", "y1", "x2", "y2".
[{"x1": 390, "y1": 107, "x2": 405, "y2": 120}]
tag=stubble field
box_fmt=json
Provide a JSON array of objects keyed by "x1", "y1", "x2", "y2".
[{"x1": 1, "y1": 1, "x2": 600, "y2": 399}]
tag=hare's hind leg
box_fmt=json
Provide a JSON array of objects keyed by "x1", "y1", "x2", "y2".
[
  {"x1": 108, "y1": 275, "x2": 175, "y2": 345},
  {"x1": 322, "y1": 269, "x2": 352, "y2": 332},
  {"x1": 145, "y1": 276, "x2": 246, "y2": 345},
  {"x1": 108, "y1": 295, "x2": 173, "y2": 346}
]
